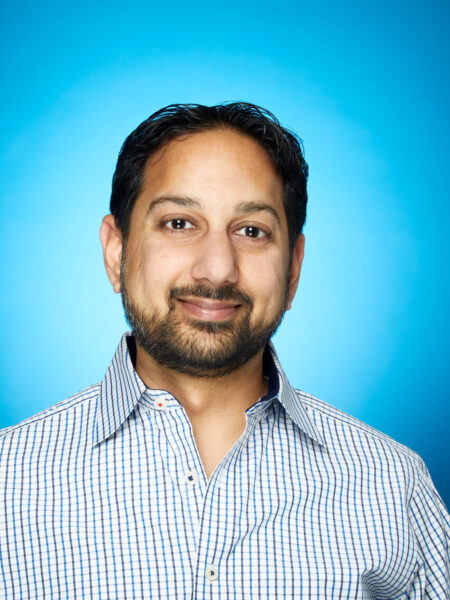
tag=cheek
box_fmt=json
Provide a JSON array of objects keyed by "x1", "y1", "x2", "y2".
[
  {"x1": 243, "y1": 253, "x2": 288, "y2": 308},
  {"x1": 127, "y1": 239, "x2": 192, "y2": 296}
]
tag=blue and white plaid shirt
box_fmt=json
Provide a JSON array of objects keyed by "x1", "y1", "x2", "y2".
[{"x1": 1, "y1": 334, "x2": 449, "y2": 599}]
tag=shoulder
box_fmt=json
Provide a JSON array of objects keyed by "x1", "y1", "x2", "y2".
[
  {"x1": 0, "y1": 383, "x2": 100, "y2": 444},
  {"x1": 295, "y1": 389, "x2": 428, "y2": 478}
]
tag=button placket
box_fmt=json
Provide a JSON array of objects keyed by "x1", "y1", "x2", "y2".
[{"x1": 148, "y1": 399, "x2": 207, "y2": 547}]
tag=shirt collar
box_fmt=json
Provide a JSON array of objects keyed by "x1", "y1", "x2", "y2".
[
  {"x1": 93, "y1": 334, "x2": 146, "y2": 446},
  {"x1": 93, "y1": 333, "x2": 326, "y2": 448},
  {"x1": 267, "y1": 341, "x2": 326, "y2": 447}
]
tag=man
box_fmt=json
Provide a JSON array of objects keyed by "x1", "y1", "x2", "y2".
[{"x1": 0, "y1": 103, "x2": 448, "y2": 599}]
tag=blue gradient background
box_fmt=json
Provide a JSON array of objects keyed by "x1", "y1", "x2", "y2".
[{"x1": 1, "y1": 1, "x2": 448, "y2": 506}]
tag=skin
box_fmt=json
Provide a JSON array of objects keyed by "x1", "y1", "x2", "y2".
[{"x1": 100, "y1": 128, "x2": 305, "y2": 478}]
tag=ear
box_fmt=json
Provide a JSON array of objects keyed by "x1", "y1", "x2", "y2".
[
  {"x1": 286, "y1": 234, "x2": 305, "y2": 310},
  {"x1": 100, "y1": 214, "x2": 123, "y2": 294}
]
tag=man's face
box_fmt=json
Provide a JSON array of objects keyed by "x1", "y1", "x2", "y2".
[{"x1": 117, "y1": 128, "x2": 304, "y2": 377}]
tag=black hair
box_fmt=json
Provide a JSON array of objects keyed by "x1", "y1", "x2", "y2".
[{"x1": 110, "y1": 102, "x2": 308, "y2": 252}]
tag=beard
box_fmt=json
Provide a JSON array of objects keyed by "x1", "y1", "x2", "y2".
[{"x1": 120, "y1": 261, "x2": 289, "y2": 378}]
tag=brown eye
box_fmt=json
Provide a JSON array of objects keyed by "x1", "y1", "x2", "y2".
[
  {"x1": 236, "y1": 225, "x2": 266, "y2": 239},
  {"x1": 245, "y1": 226, "x2": 260, "y2": 238},
  {"x1": 166, "y1": 218, "x2": 194, "y2": 230}
]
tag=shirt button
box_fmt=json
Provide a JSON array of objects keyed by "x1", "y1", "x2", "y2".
[
  {"x1": 205, "y1": 564, "x2": 219, "y2": 581},
  {"x1": 154, "y1": 398, "x2": 167, "y2": 410},
  {"x1": 184, "y1": 471, "x2": 199, "y2": 486}
]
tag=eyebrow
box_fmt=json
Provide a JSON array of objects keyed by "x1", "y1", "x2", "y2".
[
  {"x1": 146, "y1": 196, "x2": 202, "y2": 214},
  {"x1": 235, "y1": 201, "x2": 281, "y2": 225},
  {"x1": 146, "y1": 196, "x2": 282, "y2": 226}
]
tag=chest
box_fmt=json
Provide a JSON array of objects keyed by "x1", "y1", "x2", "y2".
[{"x1": 2, "y1": 409, "x2": 418, "y2": 599}]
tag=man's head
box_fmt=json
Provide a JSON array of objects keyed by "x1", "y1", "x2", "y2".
[{"x1": 101, "y1": 103, "x2": 308, "y2": 377}]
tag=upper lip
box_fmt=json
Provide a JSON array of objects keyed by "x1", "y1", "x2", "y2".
[{"x1": 177, "y1": 298, "x2": 241, "y2": 309}]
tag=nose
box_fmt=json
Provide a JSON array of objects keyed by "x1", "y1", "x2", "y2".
[{"x1": 191, "y1": 232, "x2": 238, "y2": 287}]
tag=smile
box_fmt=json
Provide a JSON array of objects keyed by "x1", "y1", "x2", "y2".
[{"x1": 176, "y1": 298, "x2": 241, "y2": 321}]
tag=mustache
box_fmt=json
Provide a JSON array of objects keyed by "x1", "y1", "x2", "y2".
[{"x1": 169, "y1": 284, "x2": 253, "y2": 307}]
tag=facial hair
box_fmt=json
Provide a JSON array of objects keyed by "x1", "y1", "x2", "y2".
[{"x1": 120, "y1": 255, "x2": 289, "y2": 378}]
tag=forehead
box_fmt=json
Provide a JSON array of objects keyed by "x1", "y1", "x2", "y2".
[{"x1": 137, "y1": 128, "x2": 284, "y2": 212}]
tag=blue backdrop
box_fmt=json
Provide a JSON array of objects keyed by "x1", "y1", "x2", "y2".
[{"x1": 1, "y1": 0, "x2": 448, "y2": 507}]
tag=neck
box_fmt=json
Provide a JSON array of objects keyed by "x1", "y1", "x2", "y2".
[
  {"x1": 134, "y1": 344, "x2": 268, "y2": 417},
  {"x1": 134, "y1": 343, "x2": 269, "y2": 479}
]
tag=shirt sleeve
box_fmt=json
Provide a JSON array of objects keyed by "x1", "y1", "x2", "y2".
[{"x1": 407, "y1": 458, "x2": 450, "y2": 599}]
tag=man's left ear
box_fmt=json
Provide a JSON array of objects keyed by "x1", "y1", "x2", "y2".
[{"x1": 286, "y1": 234, "x2": 305, "y2": 310}]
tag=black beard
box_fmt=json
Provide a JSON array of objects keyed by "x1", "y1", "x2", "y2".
[{"x1": 121, "y1": 277, "x2": 288, "y2": 378}]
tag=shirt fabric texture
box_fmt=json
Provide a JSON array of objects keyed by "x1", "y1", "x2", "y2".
[{"x1": 0, "y1": 333, "x2": 449, "y2": 599}]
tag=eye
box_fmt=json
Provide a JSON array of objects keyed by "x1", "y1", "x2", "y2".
[
  {"x1": 236, "y1": 225, "x2": 267, "y2": 239},
  {"x1": 164, "y1": 218, "x2": 194, "y2": 230}
]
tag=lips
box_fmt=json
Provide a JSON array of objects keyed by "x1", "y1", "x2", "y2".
[{"x1": 176, "y1": 297, "x2": 241, "y2": 321}]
